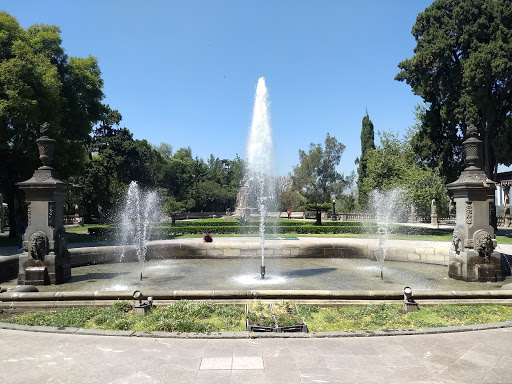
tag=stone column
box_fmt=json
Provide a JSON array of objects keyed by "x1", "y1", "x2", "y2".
[
  {"x1": 408, "y1": 204, "x2": 417, "y2": 223},
  {"x1": 447, "y1": 125, "x2": 501, "y2": 282},
  {"x1": 16, "y1": 123, "x2": 71, "y2": 285},
  {"x1": 503, "y1": 182, "x2": 511, "y2": 227},
  {"x1": 430, "y1": 199, "x2": 438, "y2": 226}
]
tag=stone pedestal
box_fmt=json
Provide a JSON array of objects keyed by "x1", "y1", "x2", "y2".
[
  {"x1": 16, "y1": 124, "x2": 71, "y2": 285},
  {"x1": 447, "y1": 128, "x2": 501, "y2": 282},
  {"x1": 408, "y1": 204, "x2": 417, "y2": 223}
]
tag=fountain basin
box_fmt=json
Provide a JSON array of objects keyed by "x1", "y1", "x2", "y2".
[
  {"x1": 3, "y1": 237, "x2": 509, "y2": 296},
  {"x1": 66, "y1": 237, "x2": 451, "y2": 267}
]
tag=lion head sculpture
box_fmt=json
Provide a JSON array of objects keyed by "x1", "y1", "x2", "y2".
[{"x1": 29, "y1": 231, "x2": 49, "y2": 261}]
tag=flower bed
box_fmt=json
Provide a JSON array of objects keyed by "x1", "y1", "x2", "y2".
[{"x1": 245, "y1": 300, "x2": 308, "y2": 333}]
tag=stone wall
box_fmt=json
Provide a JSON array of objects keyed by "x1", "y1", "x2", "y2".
[{"x1": 67, "y1": 239, "x2": 451, "y2": 267}]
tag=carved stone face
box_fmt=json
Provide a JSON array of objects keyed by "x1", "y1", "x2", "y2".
[
  {"x1": 474, "y1": 230, "x2": 494, "y2": 258},
  {"x1": 451, "y1": 232, "x2": 463, "y2": 255},
  {"x1": 29, "y1": 231, "x2": 48, "y2": 261}
]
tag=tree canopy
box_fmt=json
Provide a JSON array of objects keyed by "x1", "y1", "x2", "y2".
[
  {"x1": 396, "y1": 0, "x2": 512, "y2": 181},
  {"x1": 81, "y1": 121, "x2": 245, "y2": 221},
  {"x1": 361, "y1": 130, "x2": 450, "y2": 217},
  {"x1": 292, "y1": 133, "x2": 347, "y2": 204},
  {"x1": 0, "y1": 12, "x2": 104, "y2": 234},
  {"x1": 291, "y1": 133, "x2": 348, "y2": 223}
]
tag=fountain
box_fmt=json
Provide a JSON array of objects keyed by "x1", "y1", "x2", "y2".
[
  {"x1": 118, "y1": 181, "x2": 160, "y2": 281},
  {"x1": 447, "y1": 125, "x2": 502, "y2": 282},
  {"x1": 245, "y1": 77, "x2": 276, "y2": 279},
  {"x1": 368, "y1": 188, "x2": 407, "y2": 279},
  {"x1": 3, "y1": 80, "x2": 511, "y2": 305}
]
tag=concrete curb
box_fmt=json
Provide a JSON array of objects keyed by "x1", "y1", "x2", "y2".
[
  {"x1": 1, "y1": 320, "x2": 511, "y2": 339},
  {"x1": 2, "y1": 289, "x2": 512, "y2": 302}
]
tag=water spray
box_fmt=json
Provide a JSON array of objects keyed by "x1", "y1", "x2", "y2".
[{"x1": 245, "y1": 77, "x2": 276, "y2": 281}]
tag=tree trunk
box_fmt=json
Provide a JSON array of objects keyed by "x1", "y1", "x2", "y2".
[
  {"x1": 482, "y1": 121, "x2": 493, "y2": 178},
  {"x1": 315, "y1": 210, "x2": 322, "y2": 225},
  {"x1": 7, "y1": 192, "x2": 16, "y2": 238}
]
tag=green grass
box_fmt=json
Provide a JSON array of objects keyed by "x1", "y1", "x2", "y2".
[
  {"x1": 1, "y1": 307, "x2": 100, "y2": 327},
  {"x1": 298, "y1": 304, "x2": 512, "y2": 332},
  {"x1": 3, "y1": 302, "x2": 512, "y2": 333},
  {"x1": 497, "y1": 235, "x2": 512, "y2": 245},
  {"x1": 3, "y1": 301, "x2": 246, "y2": 332}
]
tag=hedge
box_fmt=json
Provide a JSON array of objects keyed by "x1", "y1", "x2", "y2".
[
  {"x1": 166, "y1": 220, "x2": 368, "y2": 228},
  {"x1": 86, "y1": 223, "x2": 448, "y2": 238}
]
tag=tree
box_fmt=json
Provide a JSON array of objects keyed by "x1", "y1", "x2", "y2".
[
  {"x1": 0, "y1": 13, "x2": 104, "y2": 235},
  {"x1": 81, "y1": 114, "x2": 168, "y2": 221},
  {"x1": 163, "y1": 197, "x2": 184, "y2": 225},
  {"x1": 162, "y1": 154, "x2": 196, "y2": 203},
  {"x1": 361, "y1": 131, "x2": 450, "y2": 217},
  {"x1": 92, "y1": 104, "x2": 122, "y2": 139},
  {"x1": 337, "y1": 192, "x2": 358, "y2": 213},
  {"x1": 356, "y1": 112, "x2": 375, "y2": 207},
  {"x1": 193, "y1": 180, "x2": 233, "y2": 212},
  {"x1": 395, "y1": 0, "x2": 512, "y2": 181},
  {"x1": 277, "y1": 189, "x2": 307, "y2": 212},
  {"x1": 304, "y1": 202, "x2": 332, "y2": 225},
  {"x1": 155, "y1": 142, "x2": 173, "y2": 159},
  {"x1": 292, "y1": 133, "x2": 347, "y2": 224}
]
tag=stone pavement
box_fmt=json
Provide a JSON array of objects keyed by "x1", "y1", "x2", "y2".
[{"x1": 1, "y1": 327, "x2": 512, "y2": 383}]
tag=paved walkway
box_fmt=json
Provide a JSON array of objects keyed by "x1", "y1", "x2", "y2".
[{"x1": 1, "y1": 327, "x2": 512, "y2": 383}]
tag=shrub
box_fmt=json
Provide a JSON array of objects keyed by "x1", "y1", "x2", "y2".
[{"x1": 112, "y1": 300, "x2": 132, "y2": 313}]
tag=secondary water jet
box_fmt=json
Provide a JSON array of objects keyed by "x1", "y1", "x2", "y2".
[
  {"x1": 368, "y1": 188, "x2": 407, "y2": 280},
  {"x1": 119, "y1": 181, "x2": 160, "y2": 281}
]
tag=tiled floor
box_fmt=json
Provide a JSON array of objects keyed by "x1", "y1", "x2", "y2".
[
  {"x1": 200, "y1": 357, "x2": 264, "y2": 370},
  {"x1": 1, "y1": 327, "x2": 512, "y2": 383}
]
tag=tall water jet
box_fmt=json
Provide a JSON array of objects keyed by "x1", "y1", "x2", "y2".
[
  {"x1": 119, "y1": 181, "x2": 160, "y2": 281},
  {"x1": 246, "y1": 77, "x2": 276, "y2": 279}
]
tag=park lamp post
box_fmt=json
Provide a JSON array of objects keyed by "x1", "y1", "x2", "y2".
[{"x1": 332, "y1": 199, "x2": 336, "y2": 221}]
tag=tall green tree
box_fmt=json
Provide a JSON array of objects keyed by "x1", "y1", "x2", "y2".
[
  {"x1": 292, "y1": 133, "x2": 347, "y2": 224},
  {"x1": 356, "y1": 112, "x2": 375, "y2": 207},
  {"x1": 395, "y1": 0, "x2": 512, "y2": 181},
  {"x1": 0, "y1": 13, "x2": 104, "y2": 234}
]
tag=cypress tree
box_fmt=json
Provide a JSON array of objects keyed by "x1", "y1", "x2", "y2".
[{"x1": 357, "y1": 112, "x2": 375, "y2": 207}]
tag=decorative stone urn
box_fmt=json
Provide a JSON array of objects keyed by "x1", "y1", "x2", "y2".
[
  {"x1": 16, "y1": 123, "x2": 71, "y2": 285},
  {"x1": 447, "y1": 125, "x2": 501, "y2": 282}
]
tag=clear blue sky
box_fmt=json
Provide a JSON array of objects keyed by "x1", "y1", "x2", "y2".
[{"x1": 5, "y1": 0, "x2": 435, "y2": 177}]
